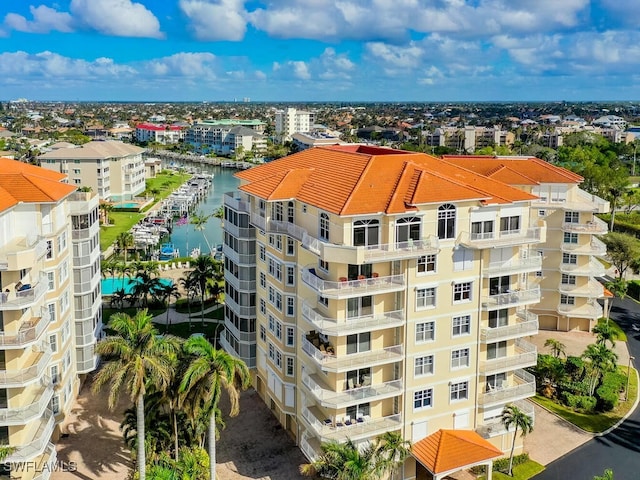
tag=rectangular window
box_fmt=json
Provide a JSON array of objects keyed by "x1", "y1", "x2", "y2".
[
  {"x1": 51, "y1": 395, "x2": 60, "y2": 415},
  {"x1": 562, "y1": 253, "x2": 577, "y2": 264},
  {"x1": 488, "y1": 309, "x2": 508, "y2": 328},
  {"x1": 259, "y1": 245, "x2": 266, "y2": 261},
  {"x1": 346, "y1": 332, "x2": 370, "y2": 354},
  {"x1": 286, "y1": 266, "x2": 295, "y2": 286},
  {"x1": 260, "y1": 298, "x2": 266, "y2": 314},
  {"x1": 286, "y1": 326, "x2": 295, "y2": 347},
  {"x1": 286, "y1": 238, "x2": 295, "y2": 256},
  {"x1": 416, "y1": 287, "x2": 436, "y2": 309},
  {"x1": 452, "y1": 315, "x2": 471, "y2": 336},
  {"x1": 268, "y1": 258, "x2": 282, "y2": 281},
  {"x1": 451, "y1": 348, "x2": 470, "y2": 368},
  {"x1": 268, "y1": 342, "x2": 275, "y2": 360},
  {"x1": 319, "y1": 296, "x2": 329, "y2": 307},
  {"x1": 453, "y1": 282, "x2": 472, "y2": 302},
  {"x1": 453, "y1": 247, "x2": 473, "y2": 271},
  {"x1": 416, "y1": 321, "x2": 435, "y2": 342},
  {"x1": 414, "y1": 389, "x2": 433, "y2": 410},
  {"x1": 487, "y1": 341, "x2": 507, "y2": 359},
  {"x1": 563, "y1": 232, "x2": 578, "y2": 244},
  {"x1": 560, "y1": 294, "x2": 576, "y2": 305},
  {"x1": 260, "y1": 272, "x2": 266, "y2": 288},
  {"x1": 259, "y1": 325, "x2": 266, "y2": 341},
  {"x1": 275, "y1": 351, "x2": 282, "y2": 368},
  {"x1": 561, "y1": 274, "x2": 576, "y2": 285},
  {"x1": 286, "y1": 296, "x2": 295, "y2": 317},
  {"x1": 450, "y1": 381, "x2": 469, "y2": 401},
  {"x1": 500, "y1": 216, "x2": 520, "y2": 234},
  {"x1": 417, "y1": 254, "x2": 436, "y2": 274},
  {"x1": 46, "y1": 240, "x2": 53, "y2": 259},
  {"x1": 538, "y1": 209, "x2": 546, "y2": 217},
  {"x1": 319, "y1": 259, "x2": 329, "y2": 271},
  {"x1": 286, "y1": 357, "x2": 294, "y2": 376},
  {"x1": 49, "y1": 334, "x2": 58, "y2": 353},
  {"x1": 47, "y1": 272, "x2": 55, "y2": 291},
  {"x1": 471, "y1": 220, "x2": 494, "y2": 240},
  {"x1": 564, "y1": 211, "x2": 579, "y2": 223},
  {"x1": 50, "y1": 365, "x2": 60, "y2": 385},
  {"x1": 415, "y1": 355, "x2": 434, "y2": 376}
]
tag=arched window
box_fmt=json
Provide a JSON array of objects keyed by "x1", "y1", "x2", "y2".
[
  {"x1": 319, "y1": 213, "x2": 330, "y2": 240},
  {"x1": 396, "y1": 216, "x2": 421, "y2": 246},
  {"x1": 273, "y1": 202, "x2": 283, "y2": 221},
  {"x1": 353, "y1": 219, "x2": 379, "y2": 247},
  {"x1": 437, "y1": 204, "x2": 456, "y2": 239}
]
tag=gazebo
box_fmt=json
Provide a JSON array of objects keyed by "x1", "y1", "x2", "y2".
[{"x1": 411, "y1": 429, "x2": 504, "y2": 480}]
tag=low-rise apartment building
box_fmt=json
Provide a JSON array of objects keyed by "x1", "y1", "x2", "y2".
[
  {"x1": 0, "y1": 159, "x2": 101, "y2": 479},
  {"x1": 38, "y1": 141, "x2": 146, "y2": 201},
  {"x1": 185, "y1": 121, "x2": 267, "y2": 156},
  {"x1": 220, "y1": 145, "x2": 612, "y2": 477},
  {"x1": 135, "y1": 123, "x2": 184, "y2": 145},
  {"x1": 425, "y1": 126, "x2": 514, "y2": 153}
]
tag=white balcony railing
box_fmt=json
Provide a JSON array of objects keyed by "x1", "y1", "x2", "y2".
[
  {"x1": 575, "y1": 190, "x2": 610, "y2": 213},
  {"x1": 301, "y1": 336, "x2": 403, "y2": 373},
  {"x1": 4, "y1": 410, "x2": 55, "y2": 462},
  {"x1": 0, "y1": 281, "x2": 48, "y2": 311},
  {"x1": 302, "y1": 370, "x2": 403, "y2": 408},
  {"x1": 561, "y1": 237, "x2": 607, "y2": 256},
  {"x1": 477, "y1": 399, "x2": 535, "y2": 437},
  {"x1": 223, "y1": 192, "x2": 251, "y2": 213},
  {"x1": 478, "y1": 370, "x2": 536, "y2": 407},
  {"x1": 482, "y1": 286, "x2": 541, "y2": 311},
  {"x1": 557, "y1": 300, "x2": 603, "y2": 319},
  {"x1": 0, "y1": 383, "x2": 54, "y2": 425},
  {"x1": 0, "y1": 308, "x2": 49, "y2": 348},
  {"x1": 301, "y1": 404, "x2": 402, "y2": 442},
  {"x1": 301, "y1": 268, "x2": 405, "y2": 299},
  {"x1": 559, "y1": 278, "x2": 605, "y2": 297},
  {"x1": 483, "y1": 254, "x2": 543, "y2": 277},
  {"x1": 32, "y1": 443, "x2": 57, "y2": 480},
  {"x1": 459, "y1": 226, "x2": 545, "y2": 249},
  {"x1": 480, "y1": 316, "x2": 539, "y2": 343},
  {"x1": 0, "y1": 346, "x2": 52, "y2": 387},
  {"x1": 559, "y1": 258, "x2": 606, "y2": 276},
  {"x1": 301, "y1": 302, "x2": 404, "y2": 336},
  {"x1": 561, "y1": 216, "x2": 608, "y2": 234},
  {"x1": 481, "y1": 339, "x2": 537, "y2": 375}
]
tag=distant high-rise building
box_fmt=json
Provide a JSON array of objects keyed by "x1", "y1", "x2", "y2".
[{"x1": 275, "y1": 108, "x2": 314, "y2": 143}]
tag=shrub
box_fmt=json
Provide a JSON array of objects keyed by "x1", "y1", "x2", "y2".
[
  {"x1": 565, "y1": 356, "x2": 585, "y2": 381},
  {"x1": 601, "y1": 371, "x2": 627, "y2": 392},
  {"x1": 493, "y1": 453, "x2": 530, "y2": 473},
  {"x1": 596, "y1": 385, "x2": 619, "y2": 411},
  {"x1": 562, "y1": 392, "x2": 596, "y2": 412},
  {"x1": 628, "y1": 280, "x2": 640, "y2": 301}
]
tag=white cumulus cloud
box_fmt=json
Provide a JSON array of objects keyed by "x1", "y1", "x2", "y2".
[
  {"x1": 179, "y1": 0, "x2": 247, "y2": 41},
  {"x1": 70, "y1": 0, "x2": 163, "y2": 38},
  {"x1": 3, "y1": 5, "x2": 73, "y2": 34}
]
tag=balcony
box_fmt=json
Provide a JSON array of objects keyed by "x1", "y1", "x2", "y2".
[
  {"x1": 301, "y1": 302, "x2": 404, "y2": 336},
  {"x1": 0, "y1": 309, "x2": 49, "y2": 349},
  {"x1": 561, "y1": 237, "x2": 607, "y2": 256},
  {"x1": 223, "y1": 192, "x2": 251, "y2": 213},
  {"x1": 482, "y1": 254, "x2": 543, "y2": 277},
  {"x1": 561, "y1": 217, "x2": 608, "y2": 234},
  {"x1": 481, "y1": 286, "x2": 540, "y2": 311},
  {"x1": 478, "y1": 370, "x2": 536, "y2": 408},
  {"x1": 4, "y1": 410, "x2": 55, "y2": 462},
  {"x1": 301, "y1": 404, "x2": 402, "y2": 442},
  {"x1": 301, "y1": 336, "x2": 403, "y2": 373},
  {"x1": 557, "y1": 300, "x2": 603, "y2": 319},
  {"x1": 224, "y1": 296, "x2": 256, "y2": 318},
  {"x1": 481, "y1": 339, "x2": 537, "y2": 375},
  {"x1": 224, "y1": 270, "x2": 256, "y2": 292},
  {"x1": 300, "y1": 431, "x2": 321, "y2": 461},
  {"x1": 33, "y1": 443, "x2": 57, "y2": 480},
  {"x1": 559, "y1": 278, "x2": 605, "y2": 298},
  {"x1": 477, "y1": 399, "x2": 535, "y2": 438},
  {"x1": 559, "y1": 258, "x2": 606, "y2": 276},
  {"x1": 575, "y1": 190, "x2": 610, "y2": 213},
  {"x1": 222, "y1": 244, "x2": 256, "y2": 266},
  {"x1": 0, "y1": 236, "x2": 48, "y2": 272},
  {"x1": 458, "y1": 226, "x2": 546, "y2": 249},
  {"x1": 316, "y1": 238, "x2": 440, "y2": 264},
  {"x1": 0, "y1": 382, "x2": 54, "y2": 425},
  {"x1": 71, "y1": 221, "x2": 100, "y2": 241},
  {"x1": 0, "y1": 281, "x2": 47, "y2": 311},
  {"x1": 480, "y1": 312, "x2": 539, "y2": 343},
  {"x1": 77, "y1": 355, "x2": 98, "y2": 374},
  {"x1": 219, "y1": 335, "x2": 256, "y2": 369},
  {"x1": 301, "y1": 267, "x2": 405, "y2": 300},
  {"x1": 301, "y1": 370, "x2": 403, "y2": 409},
  {"x1": 0, "y1": 346, "x2": 52, "y2": 387}
]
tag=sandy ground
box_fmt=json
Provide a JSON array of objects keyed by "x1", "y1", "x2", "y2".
[{"x1": 52, "y1": 377, "x2": 306, "y2": 480}]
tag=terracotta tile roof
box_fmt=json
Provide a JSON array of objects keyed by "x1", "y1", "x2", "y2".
[
  {"x1": 412, "y1": 429, "x2": 503, "y2": 475},
  {"x1": 236, "y1": 147, "x2": 536, "y2": 215},
  {"x1": 442, "y1": 155, "x2": 584, "y2": 184},
  {"x1": 0, "y1": 158, "x2": 76, "y2": 212}
]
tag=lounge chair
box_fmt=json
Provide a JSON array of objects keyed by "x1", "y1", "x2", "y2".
[
  {"x1": 185, "y1": 261, "x2": 190, "y2": 269},
  {"x1": 177, "y1": 261, "x2": 183, "y2": 269}
]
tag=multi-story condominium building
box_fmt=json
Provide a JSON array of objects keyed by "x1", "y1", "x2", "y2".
[
  {"x1": 223, "y1": 145, "x2": 605, "y2": 477},
  {"x1": 540, "y1": 126, "x2": 635, "y2": 148},
  {"x1": 425, "y1": 126, "x2": 514, "y2": 153},
  {"x1": 275, "y1": 108, "x2": 314, "y2": 143},
  {"x1": 0, "y1": 158, "x2": 100, "y2": 479},
  {"x1": 135, "y1": 123, "x2": 184, "y2": 145},
  {"x1": 38, "y1": 141, "x2": 146, "y2": 201},
  {"x1": 185, "y1": 121, "x2": 267, "y2": 155},
  {"x1": 291, "y1": 132, "x2": 345, "y2": 151},
  {"x1": 443, "y1": 155, "x2": 609, "y2": 333}
]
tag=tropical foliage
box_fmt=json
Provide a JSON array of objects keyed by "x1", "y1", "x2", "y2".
[{"x1": 501, "y1": 404, "x2": 534, "y2": 477}]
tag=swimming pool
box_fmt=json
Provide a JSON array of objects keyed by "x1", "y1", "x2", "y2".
[
  {"x1": 101, "y1": 277, "x2": 173, "y2": 295},
  {"x1": 113, "y1": 202, "x2": 141, "y2": 209}
]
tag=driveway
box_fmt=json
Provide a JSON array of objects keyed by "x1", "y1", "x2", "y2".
[{"x1": 533, "y1": 297, "x2": 640, "y2": 480}]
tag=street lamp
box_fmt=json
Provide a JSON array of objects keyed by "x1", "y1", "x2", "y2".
[{"x1": 625, "y1": 356, "x2": 635, "y2": 401}]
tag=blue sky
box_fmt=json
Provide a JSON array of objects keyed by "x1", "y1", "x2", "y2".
[{"x1": 0, "y1": 0, "x2": 639, "y2": 102}]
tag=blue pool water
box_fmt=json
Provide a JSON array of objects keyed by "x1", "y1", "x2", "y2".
[
  {"x1": 113, "y1": 202, "x2": 140, "y2": 209},
  {"x1": 101, "y1": 277, "x2": 173, "y2": 295}
]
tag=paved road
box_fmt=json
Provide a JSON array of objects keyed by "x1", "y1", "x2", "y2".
[{"x1": 533, "y1": 297, "x2": 640, "y2": 480}]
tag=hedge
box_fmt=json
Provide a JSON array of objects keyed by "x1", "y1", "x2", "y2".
[{"x1": 471, "y1": 453, "x2": 530, "y2": 474}]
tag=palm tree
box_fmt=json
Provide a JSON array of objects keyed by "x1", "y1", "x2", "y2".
[
  {"x1": 190, "y1": 211, "x2": 214, "y2": 254},
  {"x1": 179, "y1": 275, "x2": 199, "y2": 331},
  {"x1": 110, "y1": 288, "x2": 128, "y2": 309},
  {"x1": 205, "y1": 281, "x2": 223, "y2": 329},
  {"x1": 582, "y1": 343, "x2": 619, "y2": 396},
  {"x1": 373, "y1": 431, "x2": 412, "y2": 480},
  {"x1": 158, "y1": 283, "x2": 181, "y2": 333},
  {"x1": 592, "y1": 321, "x2": 619, "y2": 348},
  {"x1": 93, "y1": 310, "x2": 180, "y2": 480},
  {"x1": 130, "y1": 271, "x2": 162, "y2": 307},
  {"x1": 116, "y1": 231, "x2": 135, "y2": 263},
  {"x1": 544, "y1": 338, "x2": 567, "y2": 358},
  {"x1": 179, "y1": 336, "x2": 251, "y2": 480},
  {"x1": 605, "y1": 278, "x2": 628, "y2": 319},
  {"x1": 187, "y1": 255, "x2": 217, "y2": 324},
  {"x1": 501, "y1": 403, "x2": 534, "y2": 476}
]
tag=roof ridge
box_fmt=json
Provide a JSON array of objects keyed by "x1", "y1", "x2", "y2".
[
  {"x1": 384, "y1": 160, "x2": 413, "y2": 213},
  {"x1": 340, "y1": 153, "x2": 378, "y2": 214}
]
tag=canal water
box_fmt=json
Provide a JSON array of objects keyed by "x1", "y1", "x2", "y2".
[{"x1": 165, "y1": 164, "x2": 241, "y2": 257}]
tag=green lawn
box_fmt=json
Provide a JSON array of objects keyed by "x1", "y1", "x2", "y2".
[
  {"x1": 597, "y1": 317, "x2": 627, "y2": 342},
  {"x1": 532, "y1": 366, "x2": 638, "y2": 433},
  {"x1": 143, "y1": 171, "x2": 191, "y2": 202},
  {"x1": 100, "y1": 211, "x2": 145, "y2": 251},
  {"x1": 491, "y1": 461, "x2": 545, "y2": 480}
]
